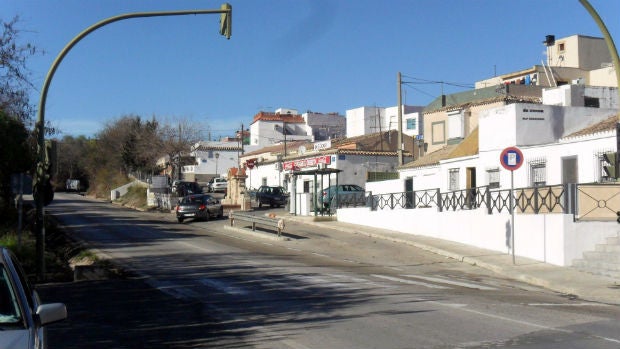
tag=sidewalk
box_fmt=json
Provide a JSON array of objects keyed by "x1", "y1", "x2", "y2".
[{"x1": 282, "y1": 213, "x2": 620, "y2": 306}]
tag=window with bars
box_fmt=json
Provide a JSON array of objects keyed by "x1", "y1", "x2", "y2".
[
  {"x1": 529, "y1": 160, "x2": 547, "y2": 187},
  {"x1": 486, "y1": 168, "x2": 500, "y2": 189},
  {"x1": 448, "y1": 168, "x2": 460, "y2": 191},
  {"x1": 598, "y1": 151, "x2": 616, "y2": 182}
]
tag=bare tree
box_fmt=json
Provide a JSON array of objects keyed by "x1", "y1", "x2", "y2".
[
  {"x1": 0, "y1": 16, "x2": 40, "y2": 125},
  {"x1": 157, "y1": 118, "x2": 203, "y2": 181},
  {"x1": 0, "y1": 17, "x2": 41, "y2": 211}
]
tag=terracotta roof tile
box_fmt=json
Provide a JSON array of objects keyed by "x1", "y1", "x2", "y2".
[
  {"x1": 565, "y1": 114, "x2": 619, "y2": 138},
  {"x1": 252, "y1": 111, "x2": 305, "y2": 124}
]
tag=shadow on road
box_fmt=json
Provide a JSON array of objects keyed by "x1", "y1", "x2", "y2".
[{"x1": 37, "y1": 277, "x2": 239, "y2": 348}]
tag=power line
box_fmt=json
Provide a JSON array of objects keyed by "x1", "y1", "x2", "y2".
[{"x1": 401, "y1": 75, "x2": 475, "y2": 89}]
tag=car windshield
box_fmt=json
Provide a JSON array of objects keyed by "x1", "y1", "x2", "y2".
[
  {"x1": 182, "y1": 195, "x2": 204, "y2": 204},
  {"x1": 0, "y1": 265, "x2": 22, "y2": 326}
]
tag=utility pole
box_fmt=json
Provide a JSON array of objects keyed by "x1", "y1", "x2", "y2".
[
  {"x1": 241, "y1": 122, "x2": 244, "y2": 155},
  {"x1": 283, "y1": 121, "x2": 287, "y2": 157},
  {"x1": 397, "y1": 72, "x2": 404, "y2": 166}
]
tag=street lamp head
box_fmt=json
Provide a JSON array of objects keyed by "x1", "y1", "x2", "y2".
[{"x1": 219, "y1": 3, "x2": 232, "y2": 39}]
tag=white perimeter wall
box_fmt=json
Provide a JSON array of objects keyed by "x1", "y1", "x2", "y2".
[{"x1": 337, "y1": 206, "x2": 618, "y2": 267}]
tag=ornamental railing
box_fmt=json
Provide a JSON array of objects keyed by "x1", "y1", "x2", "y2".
[{"x1": 361, "y1": 183, "x2": 620, "y2": 221}]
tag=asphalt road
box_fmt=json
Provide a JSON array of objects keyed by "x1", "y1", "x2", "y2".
[{"x1": 38, "y1": 193, "x2": 620, "y2": 348}]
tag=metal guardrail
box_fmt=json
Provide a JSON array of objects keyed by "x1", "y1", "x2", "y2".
[{"x1": 229, "y1": 211, "x2": 285, "y2": 237}]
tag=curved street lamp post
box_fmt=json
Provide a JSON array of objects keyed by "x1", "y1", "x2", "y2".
[{"x1": 34, "y1": 5, "x2": 232, "y2": 280}]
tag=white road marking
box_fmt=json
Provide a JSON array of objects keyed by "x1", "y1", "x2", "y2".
[
  {"x1": 289, "y1": 275, "x2": 360, "y2": 290},
  {"x1": 426, "y1": 299, "x2": 620, "y2": 345},
  {"x1": 526, "y1": 303, "x2": 611, "y2": 307},
  {"x1": 280, "y1": 339, "x2": 313, "y2": 349},
  {"x1": 371, "y1": 274, "x2": 449, "y2": 289},
  {"x1": 200, "y1": 278, "x2": 248, "y2": 295},
  {"x1": 404, "y1": 274, "x2": 497, "y2": 290},
  {"x1": 328, "y1": 273, "x2": 392, "y2": 289}
]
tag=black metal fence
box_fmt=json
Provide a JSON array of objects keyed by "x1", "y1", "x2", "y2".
[{"x1": 357, "y1": 183, "x2": 620, "y2": 221}]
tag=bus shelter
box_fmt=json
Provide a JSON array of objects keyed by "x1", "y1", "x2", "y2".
[{"x1": 290, "y1": 168, "x2": 342, "y2": 216}]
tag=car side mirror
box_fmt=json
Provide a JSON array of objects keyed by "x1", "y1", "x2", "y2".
[{"x1": 36, "y1": 303, "x2": 67, "y2": 326}]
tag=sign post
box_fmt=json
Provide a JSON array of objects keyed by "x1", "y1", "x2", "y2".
[{"x1": 500, "y1": 146, "x2": 524, "y2": 264}]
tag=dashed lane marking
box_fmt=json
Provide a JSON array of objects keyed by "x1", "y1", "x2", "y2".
[
  {"x1": 371, "y1": 274, "x2": 450, "y2": 289},
  {"x1": 404, "y1": 274, "x2": 497, "y2": 290}
]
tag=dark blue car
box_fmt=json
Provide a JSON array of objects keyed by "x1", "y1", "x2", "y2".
[{"x1": 255, "y1": 186, "x2": 288, "y2": 208}]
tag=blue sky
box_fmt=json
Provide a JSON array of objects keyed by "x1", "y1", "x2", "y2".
[{"x1": 2, "y1": 0, "x2": 619, "y2": 138}]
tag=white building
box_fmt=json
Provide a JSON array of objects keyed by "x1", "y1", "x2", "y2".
[
  {"x1": 240, "y1": 130, "x2": 417, "y2": 191},
  {"x1": 302, "y1": 111, "x2": 346, "y2": 141},
  {"x1": 181, "y1": 141, "x2": 260, "y2": 182},
  {"x1": 335, "y1": 84, "x2": 618, "y2": 267},
  {"x1": 476, "y1": 35, "x2": 617, "y2": 89},
  {"x1": 249, "y1": 109, "x2": 313, "y2": 147},
  {"x1": 346, "y1": 105, "x2": 424, "y2": 138},
  {"x1": 384, "y1": 105, "x2": 425, "y2": 138}
]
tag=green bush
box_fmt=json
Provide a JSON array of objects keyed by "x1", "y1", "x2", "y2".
[{"x1": 0, "y1": 213, "x2": 74, "y2": 282}]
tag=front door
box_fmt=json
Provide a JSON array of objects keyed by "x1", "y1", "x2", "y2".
[
  {"x1": 466, "y1": 167, "x2": 476, "y2": 209},
  {"x1": 405, "y1": 177, "x2": 413, "y2": 208},
  {"x1": 562, "y1": 156, "x2": 578, "y2": 184}
]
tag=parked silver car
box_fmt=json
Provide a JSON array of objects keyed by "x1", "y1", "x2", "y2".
[
  {"x1": 0, "y1": 247, "x2": 67, "y2": 349},
  {"x1": 175, "y1": 194, "x2": 224, "y2": 223},
  {"x1": 207, "y1": 177, "x2": 227, "y2": 193},
  {"x1": 320, "y1": 184, "x2": 365, "y2": 210}
]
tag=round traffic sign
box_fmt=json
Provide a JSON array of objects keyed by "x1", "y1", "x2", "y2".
[{"x1": 500, "y1": 146, "x2": 524, "y2": 171}]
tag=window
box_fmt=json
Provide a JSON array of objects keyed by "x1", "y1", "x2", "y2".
[
  {"x1": 0, "y1": 266, "x2": 22, "y2": 324},
  {"x1": 448, "y1": 168, "x2": 460, "y2": 191},
  {"x1": 431, "y1": 121, "x2": 446, "y2": 145},
  {"x1": 529, "y1": 159, "x2": 547, "y2": 187},
  {"x1": 447, "y1": 110, "x2": 464, "y2": 140},
  {"x1": 598, "y1": 152, "x2": 616, "y2": 182},
  {"x1": 584, "y1": 97, "x2": 600, "y2": 108},
  {"x1": 406, "y1": 118, "x2": 416, "y2": 130},
  {"x1": 558, "y1": 42, "x2": 565, "y2": 52},
  {"x1": 486, "y1": 168, "x2": 500, "y2": 189}
]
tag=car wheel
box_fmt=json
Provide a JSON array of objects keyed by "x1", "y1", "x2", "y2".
[
  {"x1": 258, "y1": 200, "x2": 262, "y2": 208},
  {"x1": 177, "y1": 217, "x2": 184, "y2": 223},
  {"x1": 204, "y1": 211, "x2": 210, "y2": 221},
  {"x1": 217, "y1": 207, "x2": 224, "y2": 218}
]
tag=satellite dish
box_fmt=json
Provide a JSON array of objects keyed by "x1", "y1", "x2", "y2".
[{"x1": 298, "y1": 146, "x2": 306, "y2": 155}]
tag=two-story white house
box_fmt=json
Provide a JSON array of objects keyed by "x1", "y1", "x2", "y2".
[{"x1": 181, "y1": 140, "x2": 260, "y2": 183}]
